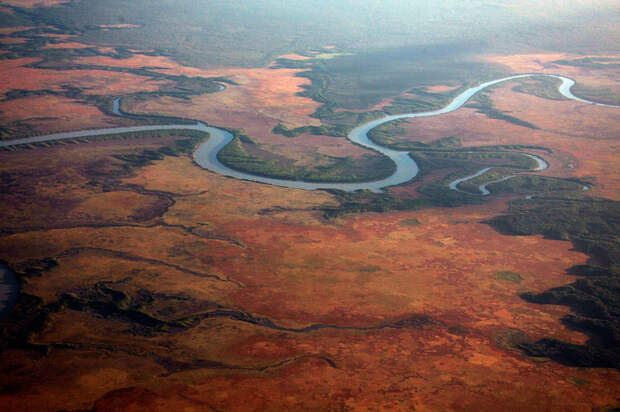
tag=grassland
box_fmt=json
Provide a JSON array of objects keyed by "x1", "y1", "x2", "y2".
[
  {"x1": 465, "y1": 91, "x2": 540, "y2": 129},
  {"x1": 0, "y1": 5, "x2": 618, "y2": 411},
  {"x1": 1, "y1": 136, "x2": 616, "y2": 410}
]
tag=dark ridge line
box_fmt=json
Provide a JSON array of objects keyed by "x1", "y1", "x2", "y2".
[
  {"x1": 37, "y1": 339, "x2": 336, "y2": 376},
  {"x1": 0, "y1": 220, "x2": 247, "y2": 249},
  {"x1": 152, "y1": 221, "x2": 247, "y2": 248},
  {"x1": 156, "y1": 354, "x2": 338, "y2": 377},
  {"x1": 57, "y1": 247, "x2": 244, "y2": 288},
  {"x1": 54, "y1": 279, "x2": 437, "y2": 335},
  {"x1": 0, "y1": 182, "x2": 175, "y2": 235},
  {"x1": 257, "y1": 206, "x2": 321, "y2": 215},
  {"x1": 24, "y1": 61, "x2": 235, "y2": 87},
  {"x1": 57, "y1": 280, "x2": 436, "y2": 336},
  {"x1": 28, "y1": 290, "x2": 434, "y2": 355},
  {"x1": 60, "y1": 282, "x2": 436, "y2": 335},
  {"x1": 189, "y1": 309, "x2": 437, "y2": 334},
  {"x1": 113, "y1": 183, "x2": 176, "y2": 222},
  {"x1": 58, "y1": 283, "x2": 436, "y2": 337}
]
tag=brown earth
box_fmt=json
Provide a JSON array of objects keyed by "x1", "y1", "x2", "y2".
[
  {"x1": 76, "y1": 53, "x2": 322, "y2": 127},
  {"x1": 0, "y1": 36, "x2": 28, "y2": 44},
  {"x1": 0, "y1": 27, "x2": 35, "y2": 35},
  {"x1": 0, "y1": 58, "x2": 173, "y2": 98},
  {"x1": 43, "y1": 41, "x2": 91, "y2": 49},
  {"x1": 0, "y1": 50, "x2": 618, "y2": 411},
  {"x1": 0, "y1": 95, "x2": 124, "y2": 136},
  {"x1": 394, "y1": 79, "x2": 620, "y2": 199},
  {"x1": 426, "y1": 84, "x2": 461, "y2": 93},
  {"x1": 105, "y1": 52, "x2": 376, "y2": 162},
  {"x1": 483, "y1": 53, "x2": 619, "y2": 98},
  {"x1": 1, "y1": 137, "x2": 618, "y2": 411}
]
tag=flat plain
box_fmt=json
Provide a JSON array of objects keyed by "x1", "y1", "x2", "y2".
[{"x1": 0, "y1": 2, "x2": 619, "y2": 411}]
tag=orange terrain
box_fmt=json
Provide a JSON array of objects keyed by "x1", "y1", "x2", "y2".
[
  {"x1": 0, "y1": 133, "x2": 618, "y2": 411},
  {"x1": 0, "y1": 47, "x2": 618, "y2": 412}
]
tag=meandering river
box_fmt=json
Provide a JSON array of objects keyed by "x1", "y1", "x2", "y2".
[
  {"x1": 2, "y1": 74, "x2": 616, "y2": 194},
  {"x1": 449, "y1": 152, "x2": 549, "y2": 196},
  {"x1": 0, "y1": 73, "x2": 617, "y2": 315}
]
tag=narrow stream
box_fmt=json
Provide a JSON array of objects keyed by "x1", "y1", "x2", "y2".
[{"x1": 451, "y1": 152, "x2": 549, "y2": 196}]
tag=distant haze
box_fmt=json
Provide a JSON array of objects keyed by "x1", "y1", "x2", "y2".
[{"x1": 4, "y1": 0, "x2": 619, "y2": 66}]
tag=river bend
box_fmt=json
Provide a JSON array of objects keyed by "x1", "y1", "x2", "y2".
[
  {"x1": 0, "y1": 73, "x2": 618, "y2": 316},
  {"x1": 1, "y1": 74, "x2": 617, "y2": 194}
]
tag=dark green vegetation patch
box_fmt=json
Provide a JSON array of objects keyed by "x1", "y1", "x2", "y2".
[
  {"x1": 465, "y1": 91, "x2": 539, "y2": 130},
  {"x1": 496, "y1": 271, "x2": 523, "y2": 283},
  {"x1": 399, "y1": 218, "x2": 421, "y2": 226},
  {"x1": 217, "y1": 136, "x2": 396, "y2": 183},
  {"x1": 485, "y1": 175, "x2": 585, "y2": 195},
  {"x1": 488, "y1": 197, "x2": 620, "y2": 369},
  {"x1": 511, "y1": 77, "x2": 567, "y2": 101},
  {"x1": 271, "y1": 52, "x2": 506, "y2": 141},
  {"x1": 1, "y1": 129, "x2": 208, "y2": 154},
  {"x1": 294, "y1": 46, "x2": 501, "y2": 111}
]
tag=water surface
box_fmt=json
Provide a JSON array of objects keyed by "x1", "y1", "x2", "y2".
[{"x1": 1, "y1": 74, "x2": 615, "y2": 193}]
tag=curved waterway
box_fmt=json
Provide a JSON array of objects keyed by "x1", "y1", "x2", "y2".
[
  {"x1": 1, "y1": 73, "x2": 617, "y2": 194},
  {"x1": 449, "y1": 152, "x2": 549, "y2": 196},
  {"x1": 0, "y1": 74, "x2": 617, "y2": 315}
]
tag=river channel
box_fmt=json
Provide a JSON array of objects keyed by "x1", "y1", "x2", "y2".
[
  {"x1": 0, "y1": 73, "x2": 617, "y2": 315},
  {"x1": 1, "y1": 74, "x2": 616, "y2": 194}
]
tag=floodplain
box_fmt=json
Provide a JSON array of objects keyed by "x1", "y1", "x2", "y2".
[{"x1": 0, "y1": 1, "x2": 618, "y2": 411}]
